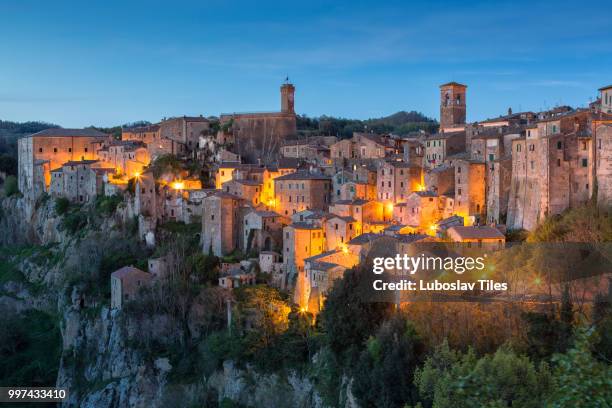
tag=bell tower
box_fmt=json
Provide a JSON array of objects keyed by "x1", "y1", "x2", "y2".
[
  {"x1": 440, "y1": 82, "x2": 467, "y2": 131},
  {"x1": 281, "y1": 78, "x2": 295, "y2": 114}
]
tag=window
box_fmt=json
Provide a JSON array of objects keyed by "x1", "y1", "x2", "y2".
[
  {"x1": 53, "y1": 148, "x2": 58, "y2": 153},
  {"x1": 582, "y1": 158, "x2": 588, "y2": 167},
  {"x1": 84, "y1": 148, "x2": 88, "y2": 152},
  {"x1": 557, "y1": 159, "x2": 561, "y2": 167},
  {"x1": 557, "y1": 141, "x2": 563, "y2": 150},
  {"x1": 458, "y1": 188, "x2": 462, "y2": 196},
  {"x1": 68, "y1": 148, "x2": 72, "y2": 153}
]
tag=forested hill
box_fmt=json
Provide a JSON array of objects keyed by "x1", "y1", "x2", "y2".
[
  {"x1": 0, "y1": 120, "x2": 59, "y2": 175},
  {"x1": 297, "y1": 110, "x2": 438, "y2": 138}
]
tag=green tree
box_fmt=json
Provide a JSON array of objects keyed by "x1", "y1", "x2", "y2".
[
  {"x1": 415, "y1": 344, "x2": 552, "y2": 408},
  {"x1": 549, "y1": 328, "x2": 612, "y2": 407},
  {"x1": 352, "y1": 314, "x2": 425, "y2": 408},
  {"x1": 3, "y1": 174, "x2": 18, "y2": 196},
  {"x1": 319, "y1": 265, "x2": 393, "y2": 359},
  {"x1": 54, "y1": 197, "x2": 70, "y2": 215}
]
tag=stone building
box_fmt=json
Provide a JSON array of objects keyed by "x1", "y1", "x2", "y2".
[
  {"x1": 423, "y1": 132, "x2": 466, "y2": 168},
  {"x1": 596, "y1": 124, "x2": 612, "y2": 206},
  {"x1": 202, "y1": 192, "x2": 244, "y2": 256},
  {"x1": 160, "y1": 115, "x2": 210, "y2": 152},
  {"x1": 283, "y1": 222, "x2": 325, "y2": 293},
  {"x1": 273, "y1": 171, "x2": 331, "y2": 216},
  {"x1": 403, "y1": 191, "x2": 440, "y2": 232},
  {"x1": 376, "y1": 161, "x2": 422, "y2": 203},
  {"x1": 439, "y1": 82, "x2": 467, "y2": 132},
  {"x1": 506, "y1": 110, "x2": 597, "y2": 230},
  {"x1": 110, "y1": 266, "x2": 153, "y2": 310},
  {"x1": 324, "y1": 215, "x2": 359, "y2": 251},
  {"x1": 242, "y1": 210, "x2": 286, "y2": 253},
  {"x1": 18, "y1": 128, "x2": 108, "y2": 200},
  {"x1": 220, "y1": 81, "x2": 297, "y2": 164},
  {"x1": 446, "y1": 226, "x2": 505, "y2": 250},
  {"x1": 97, "y1": 140, "x2": 150, "y2": 178},
  {"x1": 328, "y1": 199, "x2": 384, "y2": 227},
  {"x1": 222, "y1": 179, "x2": 263, "y2": 206},
  {"x1": 600, "y1": 85, "x2": 612, "y2": 114},
  {"x1": 330, "y1": 132, "x2": 397, "y2": 163},
  {"x1": 454, "y1": 159, "x2": 486, "y2": 223},
  {"x1": 121, "y1": 124, "x2": 160, "y2": 144},
  {"x1": 49, "y1": 160, "x2": 113, "y2": 203},
  {"x1": 424, "y1": 163, "x2": 455, "y2": 195}
]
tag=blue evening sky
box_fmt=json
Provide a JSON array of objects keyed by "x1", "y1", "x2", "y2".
[{"x1": 1, "y1": 0, "x2": 610, "y2": 127}]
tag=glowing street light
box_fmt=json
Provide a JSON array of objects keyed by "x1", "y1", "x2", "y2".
[{"x1": 172, "y1": 181, "x2": 185, "y2": 190}]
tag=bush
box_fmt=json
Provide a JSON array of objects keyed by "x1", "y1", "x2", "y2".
[
  {"x1": 415, "y1": 343, "x2": 553, "y2": 408},
  {"x1": 54, "y1": 197, "x2": 70, "y2": 215},
  {"x1": 0, "y1": 310, "x2": 61, "y2": 388},
  {"x1": 61, "y1": 211, "x2": 88, "y2": 234},
  {"x1": 95, "y1": 194, "x2": 122, "y2": 216},
  {"x1": 3, "y1": 175, "x2": 18, "y2": 196}
]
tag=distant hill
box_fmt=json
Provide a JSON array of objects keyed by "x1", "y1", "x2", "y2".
[
  {"x1": 0, "y1": 120, "x2": 59, "y2": 174},
  {"x1": 297, "y1": 111, "x2": 438, "y2": 138}
]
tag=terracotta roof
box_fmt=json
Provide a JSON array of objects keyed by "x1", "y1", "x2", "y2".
[
  {"x1": 63, "y1": 160, "x2": 99, "y2": 166},
  {"x1": 598, "y1": 85, "x2": 612, "y2": 91},
  {"x1": 448, "y1": 226, "x2": 505, "y2": 240},
  {"x1": 290, "y1": 222, "x2": 323, "y2": 230},
  {"x1": 348, "y1": 233, "x2": 380, "y2": 245},
  {"x1": 440, "y1": 82, "x2": 467, "y2": 88},
  {"x1": 111, "y1": 266, "x2": 152, "y2": 281},
  {"x1": 274, "y1": 170, "x2": 330, "y2": 181},
  {"x1": 328, "y1": 215, "x2": 356, "y2": 223},
  {"x1": 30, "y1": 128, "x2": 108, "y2": 138}
]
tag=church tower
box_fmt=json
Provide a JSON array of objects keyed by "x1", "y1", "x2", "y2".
[
  {"x1": 281, "y1": 79, "x2": 295, "y2": 114},
  {"x1": 440, "y1": 82, "x2": 467, "y2": 131}
]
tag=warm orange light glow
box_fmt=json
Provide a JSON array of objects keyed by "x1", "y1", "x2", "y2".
[
  {"x1": 429, "y1": 224, "x2": 437, "y2": 231},
  {"x1": 340, "y1": 243, "x2": 349, "y2": 254},
  {"x1": 386, "y1": 202, "x2": 394, "y2": 213},
  {"x1": 299, "y1": 307, "x2": 307, "y2": 313},
  {"x1": 172, "y1": 181, "x2": 185, "y2": 190},
  {"x1": 417, "y1": 184, "x2": 425, "y2": 191},
  {"x1": 134, "y1": 172, "x2": 140, "y2": 178}
]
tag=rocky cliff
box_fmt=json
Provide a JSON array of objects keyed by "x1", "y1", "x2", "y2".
[{"x1": 0, "y1": 195, "x2": 356, "y2": 408}]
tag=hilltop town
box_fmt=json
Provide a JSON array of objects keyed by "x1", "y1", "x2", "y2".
[{"x1": 14, "y1": 81, "x2": 612, "y2": 313}]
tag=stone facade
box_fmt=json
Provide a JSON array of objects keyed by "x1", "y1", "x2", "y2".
[
  {"x1": 454, "y1": 159, "x2": 486, "y2": 223},
  {"x1": 596, "y1": 124, "x2": 612, "y2": 206},
  {"x1": 273, "y1": 171, "x2": 331, "y2": 216},
  {"x1": 376, "y1": 161, "x2": 422, "y2": 203},
  {"x1": 49, "y1": 160, "x2": 113, "y2": 203},
  {"x1": 159, "y1": 116, "x2": 210, "y2": 152},
  {"x1": 423, "y1": 132, "x2": 466, "y2": 168},
  {"x1": 202, "y1": 193, "x2": 244, "y2": 256},
  {"x1": 440, "y1": 82, "x2": 467, "y2": 132},
  {"x1": 220, "y1": 82, "x2": 297, "y2": 164},
  {"x1": 18, "y1": 128, "x2": 108, "y2": 200}
]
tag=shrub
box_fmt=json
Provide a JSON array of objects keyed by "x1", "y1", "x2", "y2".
[
  {"x1": 54, "y1": 197, "x2": 70, "y2": 215},
  {"x1": 3, "y1": 175, "x2": 18, "y2": 196},
  {"x1": 61, "y1": 211, "x2": 88, "y2": 234},
  {"x1": 94, "y1": 194, "x2": 122, "y2": 216}
]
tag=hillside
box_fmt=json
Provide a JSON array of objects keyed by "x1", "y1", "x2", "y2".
[
  {"x1": 297, "y1": 110, "x2": 438, "y2": 138},
  {"x1": 0, "y1": 120, "x2": 59, "y2": 176}
]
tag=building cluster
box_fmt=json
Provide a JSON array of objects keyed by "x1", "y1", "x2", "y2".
[{"x1": 17, "y1": 80, "x2": 612, "y2": 312}]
